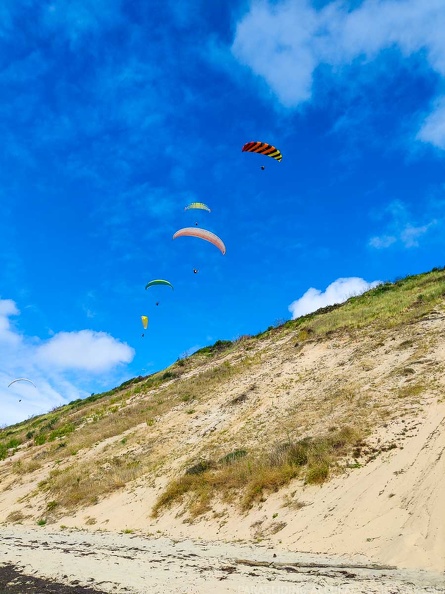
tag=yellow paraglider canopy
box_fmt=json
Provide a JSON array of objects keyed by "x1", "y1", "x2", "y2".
[{"x1": 184, "y1": 202, "x2": 211, "y2": 212}]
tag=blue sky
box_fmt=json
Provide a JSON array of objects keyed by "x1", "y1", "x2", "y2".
[{"x1": 1, "y1": 0, "x2": 445, "y2": 425}]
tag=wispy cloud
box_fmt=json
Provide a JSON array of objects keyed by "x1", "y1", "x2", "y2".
[
  {"x1": 0, "y1": 3, "x2": 204, "y2": 185},
  {"x1": 230, "y1": 0, "x2": 445, "y2": 148},
  {"x1": 369, "y1": 200, "x2": 437, "y2": 249},
  {"x1": 0, "y1": 298, "x2": 134, "y2": 426},
  {"x1": 368, "y1": 235, "x2": 397, "y2": 249},
  {"x1": 42, "y1": 0, "x2": 126, "y2": 48},
  {"x1": 288, "y1": 276, "x2": 381, "y2": 319}
]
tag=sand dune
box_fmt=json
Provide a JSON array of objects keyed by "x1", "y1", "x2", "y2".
[{"x1": 1, "y1": 281, "x2": 445, "y2": 591}]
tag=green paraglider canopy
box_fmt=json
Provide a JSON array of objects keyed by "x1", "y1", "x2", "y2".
[{"x1": 145, "y1": 279, "x2": 174, "y2": 291}]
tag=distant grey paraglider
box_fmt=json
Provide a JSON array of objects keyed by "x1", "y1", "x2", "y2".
[{"x1": 8, "y1": 378, "x2": 36, "y2": 389}]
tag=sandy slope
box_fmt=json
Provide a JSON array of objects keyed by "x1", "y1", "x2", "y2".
[{"x1": 278, "y1": 399, "x2": 445, "y2": 570}]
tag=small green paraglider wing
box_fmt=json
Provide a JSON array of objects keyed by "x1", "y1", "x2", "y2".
[
  {"x1": 173, "y1": 227, "x2": 226, "y2": 255},
  {"x1": 145, "y1": 279, "x2": 174, "y2": 291},
  {"x1": 8, "y1": 378, "x2": 36, "y2": 389},
  {"x1": 184, "y1": 202, "x2": 211, "y2": 212},
  {"x1": 242, "y1": 141, "x2": 282, "y2": 161},
  {"x1": 141, "y1": 316, "x2": 148, "y2": 330}
]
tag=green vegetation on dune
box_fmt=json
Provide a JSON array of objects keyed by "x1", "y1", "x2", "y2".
[{"x1": 282, "y1": 267, "x2": 445, "y2": 338}]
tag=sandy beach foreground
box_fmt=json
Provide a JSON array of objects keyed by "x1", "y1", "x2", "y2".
[{"x1": 0, "y1": 527, "x2": 443, "y2": 594}]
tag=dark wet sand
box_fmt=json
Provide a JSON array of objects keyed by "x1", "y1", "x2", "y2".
[{"x1": 0, "y1": 563, "x2": 107, "y2": 594}]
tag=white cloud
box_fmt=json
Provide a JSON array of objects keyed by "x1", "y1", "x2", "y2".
[
  {"x1": 330, "y1": 0, "x2": 445, "y2": 65},
  {"x1": 36, "y1": 330, "x2": 134, "y2": 372},
  {"x1": 0, "y1": 299, "x2": 135, "y2": 427},
  {"x1": 288, "y1": 277, "x2": 381, "y2": 319},
  {"x1": 231, "y1": 0, "x2": 318, "y2": 107},
  {"x1": 231, "y1": 0, "x2": 445, "y2": 146},
  {"x1": 417, "y1": 98, "x2": 445, "y2": 149},
  {"x1": 0, "y1": 299, "x2": 21, "y2": 346}
]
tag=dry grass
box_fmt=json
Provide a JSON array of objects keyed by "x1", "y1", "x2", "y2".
[
  {"x1": 5, "y1": 509, "x2": 26, "y2": 523},
  {"x1": 11, "y1": 459, "x2": 42, "y2": 475},
  {"x1": 152, "y1": 426, "x2": 362, "y2": 518},
  {"x1": 396, "y1": 383, "x2": 425, "y2": 399},
  {"x1": 2, "y1": 360, "x2": 247, "y2": 469},
  {"x1": 38, "y1": 452, "x2": 152, "y2": 511}
]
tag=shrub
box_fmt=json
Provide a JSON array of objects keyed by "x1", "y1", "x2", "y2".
[
  {"x1": 34, "y1": 433, "x2": 47, "y2": 445},
  {"x1": 230, "y1": 394, "x2": 248, "y2": 405},
  {"x1": 161, "y1": 371, "x2": 177, "y2": 381},
  {"x1": 305, "y1": 461, "x2": 330, "y2": 484},
  {"x1": 218, "y1": 450, "x2": 248, "y2": 466},
  {"x1": 185, "y1": 460, "x2": 214, "y2": 475},
  {"x1": 0, "y1": 443, "x2": 8, "y2": 460},
  {"x1": 274, "y1": 441, "x2": 310, "y2": 467},
  {"x1": 195, "y1": 339, "x2": 232, "y2": 356},
  {"x1": 48, "y1": 424, "x2": 75, "y2": 441}
]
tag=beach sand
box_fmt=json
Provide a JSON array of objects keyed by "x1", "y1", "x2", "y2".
[{"x1": 1, "y1": 526, "x2": 444, "y2": 593}]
